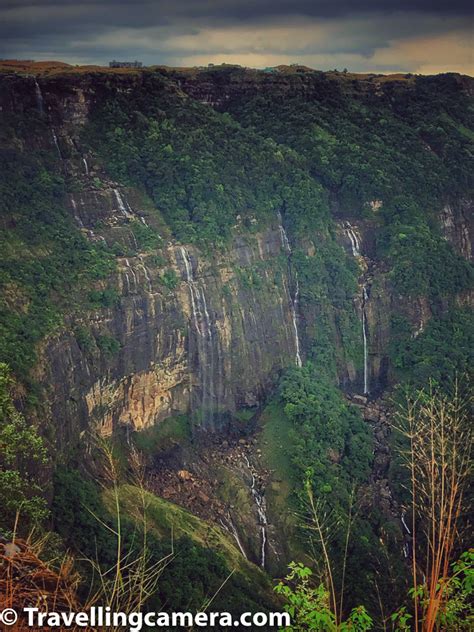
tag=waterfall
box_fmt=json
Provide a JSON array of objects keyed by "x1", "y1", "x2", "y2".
[
  {"x1": 34, "y1": 79, "x2": 44, "y2": 115},
  {"x1": 138, "y1": 255, "x2": 153, "y2": 293},
  {"x1": 401, "y1": 511, "x2": 411, "y2": 535},
  {"x1": 199, "y1": 287, "x2": 215, "y2": 414},
  {"x1": 362, "y1": 285, "x2": 369, "y2": 395},
  {"x1": 278, "y1": 212, "x2": 291, "y2": 254},
  {"x1": 243, "y1": 456, "x2": 268, "y2": 568},
  {"x1": 345, "y1": 226, "x2": 369, "y2": 395},
  {"x1": 277, "y1": 213, "x2": 302, "y2": 368},
  {"x1": 70, "y1": 198, "x2": 84, "y2": 228},
  {"x1": 178, "y1": 246, "x2": 217, "y2": 428},
  {"x1": 345, "y1": 222, "x2": 360, "y2": 257},
  {"x1": 113, "y1": 189, "x2": 133, "y2": 219},
  {"x1": 123, "y1": 258, "x2": 138, "y2": 293},
  {"x1": 82, "y1": 157, "x2": 89, "y2": 175},
  {"x1": 51, "y1": 129, "x2": 62, "y2": 159},
  {"x1": 219, "y1": 517, "x2": 247, "y2": 559},
  {"x1": 291, "y1": 278, "x2": 302, "y2": 368},
  {"x1": 130, "y1": 230, "x2": 139, "y2": 251}
]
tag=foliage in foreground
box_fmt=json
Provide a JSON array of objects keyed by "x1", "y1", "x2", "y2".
[
  {"x1": 275, "y1": 562, "x2": 372, "y2": 631},
  {"x1": 0, "y1": 363, "x2": 49, "y2": 533},
  {"x1": 277, "y1": 552, "x2": 473, "y2": 631}
]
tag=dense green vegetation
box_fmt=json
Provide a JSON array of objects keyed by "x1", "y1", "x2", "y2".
[
  {"x1": 0, "y1": 69, "x2": 472, "y2": 628},
  {"x1": 280, "y1": 364, "x2": 371, "y2": 497},
  {"x1": 0, "y1": 363, "x2": 49, "y2": 533},
  {"x1": 52, "y1": 467, "x2": 275, "y2": 616},
  {"x1": 221, "y1": 73, "x2": 473, "y2": 210},
  {"x1": 83, "y1": 73, "x2": 329, "y2": 245},
  {"x1": 0, "y1": 116, "x2": 115, "y2": 384},
  {"x1": 218, "y1": 71, "x2": 473, "y2": 298},
  {"x1": 390, "y1": 307, "x2": 474, "y2": 386},
  {"x1": 278, "y1": 363, "x2": 408, "y2": 615}
]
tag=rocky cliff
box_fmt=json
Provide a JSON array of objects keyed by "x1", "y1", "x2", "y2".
[{"x1": 1, "y1": 68, "x2": 472, "y2": 446}]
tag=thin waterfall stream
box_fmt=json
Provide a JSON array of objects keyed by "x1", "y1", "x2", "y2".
[
  {"x1": 178, "y1": 246, "x2": 217, "y2": 428},
  {"x1": 138, "y1": 255, "x2": 153, "y2": 294},
  {"x1": 51, "y1": 129, "x2": 62, "y2": 160},
  {"x1": 362, "y1": 285, "x2": 369, "y2": 395},
  {"x1": 219, "y1": 517, "x2": 248, "y2": 559},
  {"x1": 345, "y1": 221, "x2": 370, "y2": 395},
  {"x1": 113, "y1": 189, "x2": 134, "y2": 219},
  {"x1": 344, "y1": 221, "x2": 361, "y2": 257},
  {"x1": 277, "y1": 213, "x2": 302, "y2": 367},
  {"x1": 243, "y1": 455, "x2": 268, "y2": 568},
  {"x1": 70, "y1": 198, "x2": 84, "y2": 228},
  {"x1": 34, "y1": 79, "x2": 44, "y2": 116}
]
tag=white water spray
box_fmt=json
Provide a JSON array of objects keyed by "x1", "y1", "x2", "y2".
[
  {"x1": 345, "y1": 222, "x2": 360, "y2": 257},
  {"x1": 291, "y1": 278, "x2": 302, "y2": 368},
  {"x1": 82, "y1": 157, "x2": 89, "y2": 175},
  {"x1": 220, "y1": 517, "x2": 247, "y2": 559},
  {"x1": 113, "y1": 188, "x2": 133, "y2": 219},
  {"x1": 123, "y1": 258, "x2": 138, "y2": 293}
]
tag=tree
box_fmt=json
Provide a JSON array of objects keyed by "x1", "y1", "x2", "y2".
[
  {"x1": 0, "y1": 363, "x2": 49, "y2": 533},
  {"x1": 394, "y1": 381, "x2": 472, "y2": 631}
]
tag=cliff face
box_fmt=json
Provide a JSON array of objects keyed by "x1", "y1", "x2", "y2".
[
  {"x1": 440, "y1": 199, "x2": 474, "y2": 262},
  {"x1": 1, "y1": 70, "x2": 472, "y2": 447},
  {"x1": 42, "y1": 223, "x2": 305, "y2": 442},
  {"x1": 0, "y1": 73, "x2": 307, "y2": 441}
]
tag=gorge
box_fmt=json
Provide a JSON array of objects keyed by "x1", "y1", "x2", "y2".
[{"x1": 0, "y1": 61, "x2": 473, "y2": 626}]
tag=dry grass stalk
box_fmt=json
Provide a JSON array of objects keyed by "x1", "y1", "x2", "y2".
[{"x1": 396, "y1": 381, "x2": 472, "y2": 632}]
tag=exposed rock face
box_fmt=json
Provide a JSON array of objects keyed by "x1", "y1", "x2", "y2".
[
  {"x1": 440, "y1": 200, "x2": 474, "y2": 261},
  {"x1": 1, "y1": 72, "x2": 472, "y2": 446},
  {"x1": 0, "y1": 73, "x2": 307, "y2": 441},
  {"x1": 41, "y1": 226, "x2": 304, "y2": 442}
]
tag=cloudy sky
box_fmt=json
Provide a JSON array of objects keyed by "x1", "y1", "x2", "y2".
[{"x1": 1, "y1": 1, "x2": 473, "y2": 74}]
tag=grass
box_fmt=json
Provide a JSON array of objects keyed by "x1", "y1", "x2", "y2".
[
  {"x1": 258, "y1": 399, "x2": 296, "y2": 493},
  {"x1": 102, "y1": 483, "x2": 264, "y2": 578},
  {"x1": 257, "y1": 399, "x2": 307, "y2": 564}
]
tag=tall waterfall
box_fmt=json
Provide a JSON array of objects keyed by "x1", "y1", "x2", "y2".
[
  {"x1": 34, "y1": 79, "x2": 44, "y2": 116},
  {"x1": 277, "y1": 213, "x2": 302, "y2": 368},
  {"x1": 362, "y1": 285, "x2": 369, "y2": 395},
  {"x1": 345, "y1": 221, "x2": 369, "y2": 394},
  {"x1": 178, "y1": 246, "x2": 218, "y2": 428},
  {"x1": 82, "y1": 157, "x2": 89, "y2": 176},
  {"x1": 345, "y1": 222, "x2": 360, "y2": 257}
]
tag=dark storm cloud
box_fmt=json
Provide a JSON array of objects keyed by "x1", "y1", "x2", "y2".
[{"x1": 0, "y1": 1, "x2": 472, "y2": 72}]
